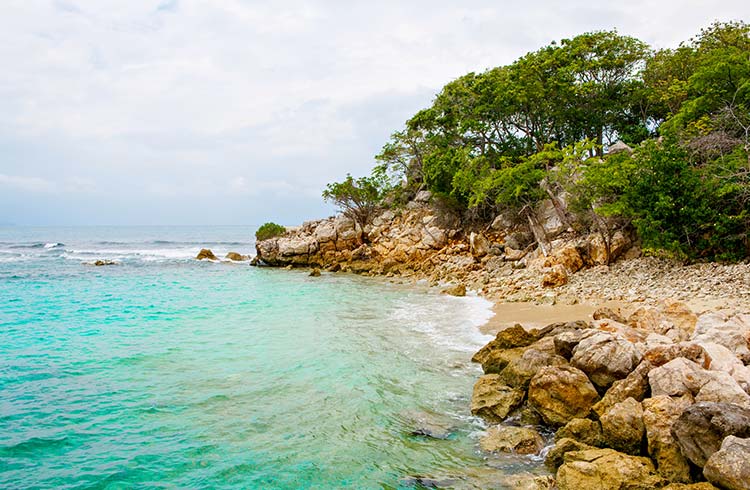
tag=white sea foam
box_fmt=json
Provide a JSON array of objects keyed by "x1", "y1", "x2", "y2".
[{"x1": 390, "y1": 292, "x2": 494, "y2": 352}]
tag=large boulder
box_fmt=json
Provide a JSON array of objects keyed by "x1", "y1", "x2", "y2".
[
  {"x1": 528, "y1": 365, "x2": 600, "y2": 426},
  {"x1": 648, "y1": 357, "x2": 706, "y2": 397},
  {"x1": 555, "y1": 418, "x2": 604, "y2": 447},
  {"x1": 671, "y1": 402, "x2": 750, "y2": 467},
  {"x1": 225, "y1": 252, "x2": 248, "y2": 261},
  {"x1": 592, "y1": 360, "x2": 652, "y2": 418},
  {"x1": 644, "y1": 342, "x2": 711, "y2": 369},
  {"x1": 479, "y1": 425, "x2": 545, "y2": 455},
  {"x1": 571, "y1": 331, "x2": 643, "y2": 390},
  {"x1": 703, "y1": 436, "x2": 750, "y2": 490},
  {"x1": 588, "y1": 231, "x2": 630, "y2": 265},
  {"x1": 469, "y1": 232, "x2": 490, "y2": 258},
  {"x1": 470, "y1": 374, "x2": 525, "y2": 422},
  {"x1": 472, "y1": 324, "x2": 540, "y2": 367},
  {"x1": 541, "y1": 264, "x2": 569, "y2": 288},
  {"x1": 545, "y1": 438, "x2": 596, "y2": 470},
  {"x1": 692, "y1": 312, "x2": 750, "y2": 364},
  {"x1": 642, "y1": 395, "x2": 693, "y2": 483},
  {"x1": 556, "y1": 448, "x2": 665, "y2": 490},
  {"x1": 500, "y1": 348, "x2": 568, "y2": 389},
  {"x1": 600, "y1": 397, "x2": 645, "y2": 455}
]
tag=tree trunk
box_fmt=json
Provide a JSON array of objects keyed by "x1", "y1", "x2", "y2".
[{"x1": 526, "y1": 210, "x2": 550, "y2": 257}]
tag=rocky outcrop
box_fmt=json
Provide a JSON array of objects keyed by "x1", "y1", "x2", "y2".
[
  {"x1": 196, "y1": 248, "x2": 218, "y2": 260},
  {"x1": 441, "y1": 283, "x2": 466, "y2": 297}
]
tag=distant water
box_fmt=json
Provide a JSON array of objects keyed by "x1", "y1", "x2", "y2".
[{"x1": 0, "y1": 226, "x2": 534, "y2": 489}]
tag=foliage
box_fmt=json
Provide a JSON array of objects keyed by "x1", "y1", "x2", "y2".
[
  {"x1": 322, "y1": 174, "x2": 388, "y2": 229},
  {"x1": 255, "y1": 222, "x2": 286, "y2": 242},
  {"x1": 322, "y1": 21, "x2": 750, "y2": 261}
]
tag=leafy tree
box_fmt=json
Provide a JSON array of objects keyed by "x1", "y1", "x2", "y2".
[{"x1": 322, "y1": 174, "x2": 388, "y2": 229}]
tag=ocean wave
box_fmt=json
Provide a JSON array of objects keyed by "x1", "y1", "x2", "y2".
[
  {"x1": 0, "y1": 436, "x2": 72, "y2": 457},
  {"x1": 7, "y1": 242, "x2": 64, "y2": 249}
]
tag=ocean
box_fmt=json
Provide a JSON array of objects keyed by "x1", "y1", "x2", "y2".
[{"x1": 0, "y1": 226, "x2": 539, "y2": 489}]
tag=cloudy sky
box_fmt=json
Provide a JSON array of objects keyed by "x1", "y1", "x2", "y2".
[{"x1": 1, "y1": 1, "x2": 747, "y2": 225}]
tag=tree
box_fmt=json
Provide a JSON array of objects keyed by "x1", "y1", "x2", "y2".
[{"x1": 322, "y1": 174, "x2": 388, "y2": 230}]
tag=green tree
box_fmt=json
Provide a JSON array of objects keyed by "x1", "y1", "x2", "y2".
[{"x1": 322, "y1": 174, "x2": 388, "y2": 229}]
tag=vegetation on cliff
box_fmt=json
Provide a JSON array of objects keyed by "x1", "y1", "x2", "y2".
[
  {"x1": 255, "y1": 222, "x2": 287, "y2": 242},
  {"x1": 326, "y1": 21, "x2": 750, "y2": 261}
]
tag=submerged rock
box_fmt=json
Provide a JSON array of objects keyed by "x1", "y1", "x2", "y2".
[
  {"x1": 441, "y1": 283, "x2": 466, "y2": 297},
  {"x1": 309, "y1": 268, "x2": 321, "y2": 277},
  {"x1": 196, "y1": 248, "x2": 218, "y2": 260},
  {"x1": 479, "y1": 425, "x2": 545, "y2": 455},
  {"x1": 92, "y1": 259, "x2": 117, "y2": 266},
  {"x1": 225, "y1": 252, "x2": 248, "y2": 261}
]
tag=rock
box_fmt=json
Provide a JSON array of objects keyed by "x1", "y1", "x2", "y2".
[
  {"x1": 600, "y1": 397, "x2": 645, "y2": 455},
  {"x1": 528, "y1": 365, "x2": 600, "y2": 426},
  {"x1": 470, "y1": 374, "x2": 525, "y2": 422},
  {"x1": 662, "y1": 484, "x2": 720, "y2": 490},
  {"x1": 491, "y1": 212, "x2": 516, "y2": 231},
  {"x1": 225, "y1": 252, "x2": 247, "y2": 261},
  {"x1": 545, "y1": 437, "x2": 596, "y2": 470},
  {"x1": 571, "y1": 331, "x2": 642, "y2": 390},
  {"x1": 505, "y1": 232, "x2": 533, "y2": 251},
  {"x1": 441, "y1": 284, "x2": 466, "y2": 297},
  {"x1": 700, "y1": 341, "x2": 750, "y2": 393},
  {"x1": 196, "y1": 248, "x2": 218, "y2": 260},
  {"x1": 403, "y1": 410, "x2": 454, "y2": 440},
  {"x1": 555, "y1": 418, "x2": 604, "y2": 447},
  {"x1": 469, "y1": 232, "x2": 491, "y2": 258},
  {"x1": 588, "y1": 231, "x2": 630, "y2": 265},
  {"x1": 500, "y1": 348, "x2": 568, "y2": 389},
  {"x1": 593, "y1": 306, "x2": 627, "y2": 324},
  {"x1": 703, "y1": 436, "x2": 750, "y2": 490},
  {"x1": 549, "y1": 246, "x2": 584, "y2": 273},
  {"x1": 671, "y1": 402, "x2": 750, "y2": 467},
  {"x1": 554, "y1": 330, "x2": 594, "y2": 360},
  {"x1": 608, "y1": 140, "x2": 633, "y2": 154},
  {"x1": 479, "y1": 425, "x2": 545, "y2": 455},
  {"x1": 541, "y1": 264, "x2": 568, "y2": 288},
  {"x1": 648, "y1": 357, "x2": 705, "y2": 397},
  {"x1": 414, "y1": 190, "x2": 432, "y2": 203},
  {"x1": 695, "y1": 370, "x2": 750, "y2": 407},
  {"x1": 642, "y1": 395, "x2": 693, "y2": 483},
  {"x1": 92, "y1": 259, "x2": 117, "y2": 266},
  {"x1": 592, "y1": 360, "x2": 652, "y2": 417},
  {"x1": 557, "y1": 448, "x2": 665, "y2": 490},
  {"x1": 476, "y1": 347, "x2": 526, "y2": 375},
  {"x1": 644, "y1": 342, "x2": 711, "y2": 369},
  {"x1": 692, "y1": 312, "x2": 750, "y2": 364},
  {"x1": 472, "y1": 324, "x2": 540, "y2": 366},
  {"x1": 537, "y1": 199, "x2": 567, "y2": 237},
  {"x1": 309, "y1": 268, "x2": 321, "y2": 277}
]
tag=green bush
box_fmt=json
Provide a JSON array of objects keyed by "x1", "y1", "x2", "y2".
[{"x1": 255, "y1": 222, "x2": 286, "y2": 242}]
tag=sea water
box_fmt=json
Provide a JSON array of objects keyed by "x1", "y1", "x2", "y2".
[{"x1": 0, "y1": 226, "x2": 535, "y2": 489}]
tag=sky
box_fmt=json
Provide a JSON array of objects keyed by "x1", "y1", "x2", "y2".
[{"x1": 1, "y1": 1, "x2": 748, "y2": 226}]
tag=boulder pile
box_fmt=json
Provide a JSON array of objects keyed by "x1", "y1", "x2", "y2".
[{"x1": 470, "y1": 301, "x2": 750, "y2": 490}]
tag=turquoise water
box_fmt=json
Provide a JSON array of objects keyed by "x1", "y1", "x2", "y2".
[{"x1": 0, "y1": 226, "x2": 536, "y2": 488}]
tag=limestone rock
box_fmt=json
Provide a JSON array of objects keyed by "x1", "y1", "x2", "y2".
[
  {"x1": 441, "y1": 283, "x2": 466, "y2": 297},
  {"x1": 692, "y1": 312, "x2": 750, "y2": 364},
  {"x1": 554, "y1": 329, "x2": 595, "y2": 360},
  {"x1": 642, "y1": 395, "x2": 693, "y2": 483},
  {"x1": 648, "y1": 357, "x2": 706, "y2": 397},
  {"x1": 504, "y1": 231, "x2": 533, "y2": 251},
  {"x1": 545, "y1": 437, "x2": 595, "y2": 470},
  {"x1": 555, "y1": 418, "x2": 604, "y2": 447},
  {"x1": 588, "y1": 231, "x2": 630, "y2": 265},
  {"x1": 92, "y1": 259, "x2": 117, "y2": 266},
  {"x1": 703, "y1": 436, "x2": 750, "y2": 490},
  {"x1": 592, "y1": 360, "x2": 652, "y2": 417},
  {"x1": 470, "y1": 232, "x2": 490, "y2": 258},
  {"x1": 549, "y1": 246, "x2": 584, "y2": 273},
  {"x1": 593, "y1": 306, "x2": 627, "y2": 324},
  {"x1": 541, "y1": 264, "x2": 568, "y2": 288},
  {"x1": 309, "y1": 268, "x2": 321, "y2": 277},
  {"x1": 571, "y1": 331, "x2": 642, "y2": 390},
  {"x1": 472, "y1": 324, "x2": 540, "y2": 366},
  {"x1": 500, "y1": 348, "x2": 568, "y2": 389},
  {"x1": 528, "y1": 365, "x2": 600, "y2": 426},
  {"x1": 557, "y1": 448, "x2": 665, "y2": 490},
  {"x1": 491, "y1": 212, "x2": 515, "y2": 231},
  {"x1": 671, "y1": 402, "x2": 750, "y2": 467},
  {"x1": 600, "y1": 397, "x2": 645, "y2": 455},
  {"x1": 470, "y1": 374, "x2": 525, "y2": 422},
  {"x1": 479, "y1": 425, "x2": 545, "y2": 455},
  {"x1": 196, "y1": 248, "x2": 218, "y2": 260},
  {"x1": 644, "y1": 342, "x2": 711, "y2": 369},
  {"x1": 225, "y1": 252, "x2": 248, "y2": 261},
  {"x1": 476, "y1": 346, "x2": 526, "y2": 375},
  {"x1": 414, "y1": 190, "x2": 432, "y2": 203}
]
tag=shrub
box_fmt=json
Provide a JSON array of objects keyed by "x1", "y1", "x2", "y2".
[{"x1": 255, "y1": 222, "x2": 286, "y2": 242}]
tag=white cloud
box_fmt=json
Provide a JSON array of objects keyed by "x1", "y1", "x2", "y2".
[{"x1": 0, "y1": 174, "x2": 57, "y2": 193}]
